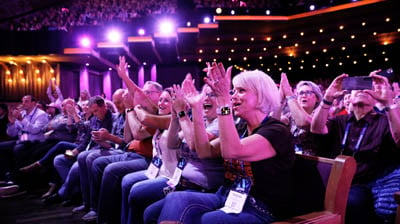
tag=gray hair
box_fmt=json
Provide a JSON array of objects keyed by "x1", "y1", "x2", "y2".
[
  {"x1": 144, "y1": 81, "x2": 163, "y2": 92},
  {"x1": 295, "y1": 80, "x2": 323, "y2": 108},
  {"x1": 232, "y1": 70, "x2": 280, "y2": 114}
]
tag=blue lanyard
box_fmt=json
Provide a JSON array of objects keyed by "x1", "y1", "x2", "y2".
[{"x1": 341, "y1": 121, "x2": 368, "y2": 156}]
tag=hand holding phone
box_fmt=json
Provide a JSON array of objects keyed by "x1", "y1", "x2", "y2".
[{"x1": 342, "y1": 76, "x2": 373, "y2": 90}]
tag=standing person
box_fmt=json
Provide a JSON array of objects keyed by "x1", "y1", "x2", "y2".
[
  {"x1": 311, "y1": 72, "x2": 400, "y2": 223},
  {"x1": 155, "y1": 63, "x2": 295, "y2": 224}
]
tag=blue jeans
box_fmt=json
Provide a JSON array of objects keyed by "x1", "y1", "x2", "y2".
[
  {"x1": 127, "y1": 176, "x2": 169, "y2": 224},
  {"x1": 93, "y1": 152, "x2": 149, "y2": 224},
  {"x1": 153, "y1": 186, "x2": 276, "y2": 224},
  {"x1": 53, "y1": 155, "x2": 80, "y2": 199},
  {"x1": 39, "y1": 141, "x2": 77, "y2": 166},
  {"x1": 77, "y1": 149, "x2": 115, "y2": 208},
  {"x1": 121, "y1": 170, "x2": 148, "y2": 224},
  {"x1": 346, "y1": 184, "x2": 377, "y2": 224}
]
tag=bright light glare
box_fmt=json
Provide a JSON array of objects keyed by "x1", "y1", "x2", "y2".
[
  {"x1": 107, "y1": 29, "x2": 122, "y2": 43},
  {"x1": 203, "y1": 17, "x2": 211, "y2": 24},
  {"x1": 138, "y1": 28, "x2": 145, "y2": 36},
  {"x1": 159, "y1": 20, "x2": 175, "y2": 35},
  {"x1": 80, "y1": 37, "x2": 91, "y2": 48}
]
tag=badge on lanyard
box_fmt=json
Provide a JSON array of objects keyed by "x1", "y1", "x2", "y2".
[
  {"x1": 20, "y1": 133, "x2": 29, "y2": 142},
  {"x1": 167, "y1": 158, "x2": 187, "y2": 187},
  {"x1": 220, "y1": 176, "x2": 252, "y2": 214},
  {"x1": 145, "y1": 156, "x2": 163, "y2": 179}
]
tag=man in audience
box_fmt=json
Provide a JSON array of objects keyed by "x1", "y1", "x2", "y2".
[
  {"x1": 311, "y1": 72, "x2": 400, "y2": 223},
  {"x1": 0, "y1": 95, "x2": 49, "y2": 196}
]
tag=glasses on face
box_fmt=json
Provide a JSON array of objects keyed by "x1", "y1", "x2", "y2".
[
  {"x1": 143, "y1": 90, "x2": 160, "y2": 95},
  {"x1": 298, "y1": 90, "x2": 315, "y2": 96},
  {"x1": 205, "y1": 92, "x2": 216, "y2": 98}
]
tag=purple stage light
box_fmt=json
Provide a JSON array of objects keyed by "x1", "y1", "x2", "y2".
[
  {"x1": 107, "y1": 29, "x2": 122, "y2": 43},
  {"x1": 138, "y1": 28, "x2": 145, "y2": 36},
  {"x1": 79, "y1": 37, "x2": 92, "y2": 48}
]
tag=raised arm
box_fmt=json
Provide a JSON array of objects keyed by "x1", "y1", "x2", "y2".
[
  {"x1": 365, "y1": 72, "x2": 400, "y2": 146},
  {"x1": 116, "y1": 56, "x2": 157, "y2": 113},
  {"x1": 280, "y1": 73, "x2": 312, "y2": 128},
  {"x1": 311, "y1": 74, "x2": 348, "y2": 134}
]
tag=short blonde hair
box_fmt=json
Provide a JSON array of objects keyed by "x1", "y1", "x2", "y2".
[{"x1": 232, "y1": 70, "x2": 280, "y2": 114}]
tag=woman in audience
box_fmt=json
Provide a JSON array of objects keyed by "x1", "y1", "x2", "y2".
[
  {"x1": 154, "y1": 62, "x2": 294, "y2": 223},
  {"x1": 279, "y1": 73, "x2": 322, "y2": 155},
  {"x1": 47, "y1": 79, "x2": 64, "y2": 108},
  {"x1": 120, "y1": 88, "x2": 178, "y2": 224}
]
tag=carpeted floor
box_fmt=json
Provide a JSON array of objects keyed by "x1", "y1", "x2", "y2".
[{"x1": 0, "y1": 189, "x2": 84, "y2": 224}]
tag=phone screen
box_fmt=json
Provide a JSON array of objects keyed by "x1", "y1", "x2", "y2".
[{"x1": 342, "y1": 76, "x2": 373, "y2": 90}]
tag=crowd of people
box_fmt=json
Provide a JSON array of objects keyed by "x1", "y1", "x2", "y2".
[
  {"x1": 3, "y1": 0, "x2": 347, "y2": 31},
  {"x1": 6, "y1": 0, "x2": 177, "y2": 31},
  {"x1": 1, "y1": 56, "x2": 400, "y2": 224}
]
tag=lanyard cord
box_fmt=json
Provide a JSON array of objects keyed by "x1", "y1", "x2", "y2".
[{"x1": 341, "y1": 121, "x2": 369, "y2": 156}]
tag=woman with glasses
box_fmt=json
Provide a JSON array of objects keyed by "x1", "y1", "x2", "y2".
[{"x1": 279, "y1": 73, "x2": 323, "y2": 155}]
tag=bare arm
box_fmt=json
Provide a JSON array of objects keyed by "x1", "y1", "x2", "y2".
[{"x1": 311, "y1": 74, "x2": 348, "y2": 134}]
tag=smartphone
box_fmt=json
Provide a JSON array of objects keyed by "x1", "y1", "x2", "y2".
[
  {"x1": 377, "y1": 68, "x2": 394, "y2": 80},
  {"x1": 342, "y1": 76, "x2": 373, "y2": 90}
]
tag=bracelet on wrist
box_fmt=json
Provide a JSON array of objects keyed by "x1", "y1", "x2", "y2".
[{"x1": 322, "y1": 99, "x2": 333, "y2": 106}]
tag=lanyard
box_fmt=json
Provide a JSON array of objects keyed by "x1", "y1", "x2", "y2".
[
  {"x1": 154, "y1": 130, "x2": 163, "y2": 156},
  {"x1": 230, "y1": 115, "x2": 270, "y2": 176},
  {"x1": 341, "y1": 121, "x2": 369, "y2": 155},
  {"x1": 26, "y1": 107, "x2": 38, "y2": 123}
]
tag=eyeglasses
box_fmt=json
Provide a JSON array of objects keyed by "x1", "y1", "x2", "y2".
[
  {"x1": 298, "y1": 90, "x2": 315, "y2": 96},
  {"x1": 143, "y1": 90, "x2": 160, "y2": 95},
  {"x1": 205, "y1": 92, "x2": 216, "y2": 98}
]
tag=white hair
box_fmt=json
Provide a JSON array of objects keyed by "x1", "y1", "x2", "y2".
[{"x1": 232, "y1": 70, "x2": 280, "y2": 114}]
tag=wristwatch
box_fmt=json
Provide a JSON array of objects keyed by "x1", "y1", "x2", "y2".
[
  {"x1": 217, "y1": 105, "x2": 231, "y2": 116},
  {"x1": 178, "y1": 111, "x2": 186, "y2": 118}
]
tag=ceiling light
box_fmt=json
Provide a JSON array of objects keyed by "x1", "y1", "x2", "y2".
[
  {"x1": 138, "y1": 28, "x2": 145, "y2": 36},
  {"x1": 263, "y1": 47, "x2": 267, "y2": 51},
  {"x1": 351, "y1": 35, "x2": 355, "y2": 39},
  {"x1": 353, "y1": 61, "x2": 357, "y2": 64},
  {"x1": 369, "y1": 59, "x2": 373, "y2": 63},
  {"x1": 246, "y1": 48, "x2": 250, "y2": 52},
  {"x1": 300, "y1": 32, "x2": 304, "y2": 36},
  {"x1": 215, "y1": 49, "x2": 219, "y2": 53},
  {"x1": 183, "y1": 59, "x2": 187, "y2": 62},
  {"x1": 323, "y1": 49, "x2": 327, "y2": 53},
  {"x1": 250, "y1": 37, "x2": 254, "y2": 41},
  {"x1": 342, "y1": 46, "x2": 346, "y2": 50},
  {"x1": 386, "y1": 18, "x2": 390, "y2": 22},
  {"x1": 305, "y1": 51, "x2": 310, "y2": 55},
  {"x1": 319, "y1": 29, "x2": 323, "y2": 33},
  {"x1": 107, "y1": 29, "x2": 122, "y2": 43},
  {"x1": 230, "y1": 10, "x2": 235, "y2": 15},
  {"x1": 199, "y1": 49, "x2": 203, "y2": 53},
  {"x1": 339, "y1": 25, "x2": 344, "y2": 30},
  {"x1": 233, "y1": 37, "x2": 237, "y2": 41},
  {"x1": 186, "y1": 21, "x2": 191, "y2": 27},
  {"x1": 339, "y1": 62, "x2": 343, "y2": 66},
  {"x1": 216, "y1": 8, "x2": 222, "y2": 14},
  {"x1": 385, "y1": 58, "x2": 389, "y2": 61},
  {"x1": 203, "y1": 17, "x2": 211, "y2": 24},
  {"x1": 243, "y1": 57, "x2": 247, "y2": 61},
  {"x1": 309, "y1": 5, "x2": 315, "y2": 11},
  {"x1": 331, "y1": 38, "x2": 335, "y2": 42},
  {"x1": 312, "y1": 41, "x2": 316, "y2": 44},
  {"x1": 282, "y1": 34, "x2": 287, "y2": 39},
  {"x1": 198, "y1": 58, "x2": 202, "y2": 62},
  {"x1": 231, "y1": 49, "x2": 235, "y2": 53},
  {"x1": 362, "y1": 22, "x2": 366, "y2": 26},
  {"x1": 274, "y1": 55, "x2": 278, "y2": 58},
  {"x1": 265, "y1": 10, "x2": 271, "y2": 15},
  {"x1": 373, "y1": 32, "x2": 377, "y2": 35},
  {"x1": 216, "y1": 37, "x2": 220, "y2": 41},
  {"x1": 266, "y1": 37, "x2": 271, "y2": 41}
]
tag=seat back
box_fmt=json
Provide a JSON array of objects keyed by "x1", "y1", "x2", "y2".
[{"x1": 291, "y1": 154, "x2": 356, "y2": 224}]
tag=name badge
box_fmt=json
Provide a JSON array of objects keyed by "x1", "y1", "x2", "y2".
[
  {"x1": 220, "y1": 177, "x2": 252, "y2": 214},
  {"x1": 145, "y1": 156, "x2": 163, "y2": 179},
  {"x1": 20, "y1": 133, "x2": 29, "y2": 142},
  {"x1": 167, "y1": 158, "x2": 186, "y2": 187}
]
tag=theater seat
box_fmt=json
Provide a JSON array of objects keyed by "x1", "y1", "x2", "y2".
[{"x1": 273, "y1": 154, "x2": 356, "y2": 224}]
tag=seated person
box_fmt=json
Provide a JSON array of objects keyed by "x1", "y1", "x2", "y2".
[{"x1": 311, "y1": 72, "x2": 400, "y2": 223}]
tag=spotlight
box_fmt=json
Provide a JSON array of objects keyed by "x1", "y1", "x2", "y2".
[
  {"x1": 230, "y1": 10, "x2": 235, "y2": 15},
  {"x1": 186, "y1": 21, "x2": 191, "y2": 27},
  {"x1": 79, "y1": 36, "x2": 92, "y2": 48},
  {"x1": 203, "y1": 17, "x2": 211, "y2": 24},
  {"x1": 158, "y1": 20, "x2": 175, "y2": 36},
  {"x1": 138, "y1": 28, "x2": 145, "y2": 36},
  {"x1": 309, "y1": 5, "x2": 315, "y2": 11},
  {"x1": 265, "y1": 10, "x2": 270, "y2": 15},
  {"x1": 216, "y1": 8, "x2": 222, "y2": 14},
  {"x1": 107, "y1": 29, "x2": 122, "y2": 43}
]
